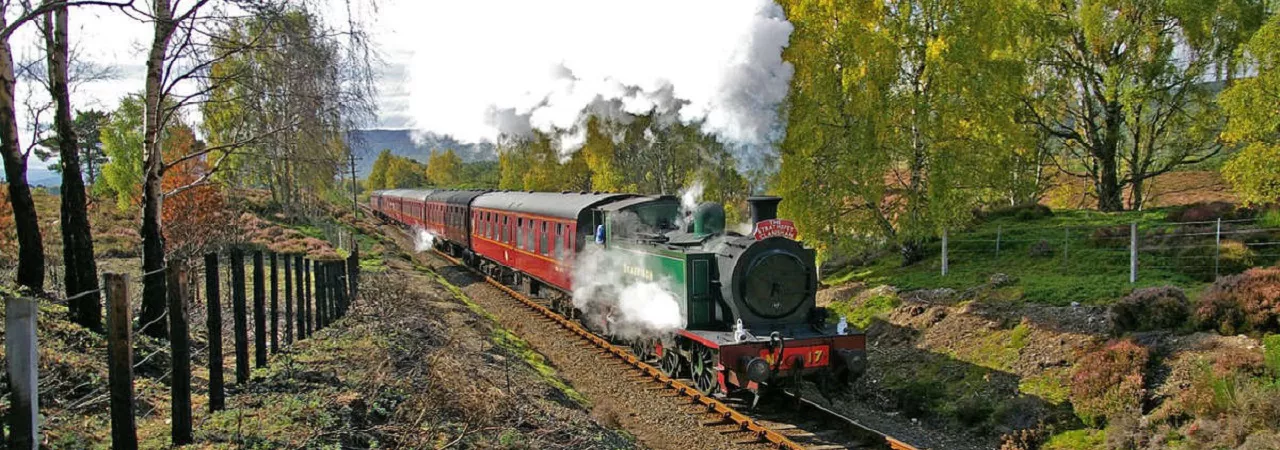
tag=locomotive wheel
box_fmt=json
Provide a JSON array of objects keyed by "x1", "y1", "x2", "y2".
[
  {"x1": 658, "y1": 344, "x2": 681, "y2": 377},
  {"x1": 691, "y1": 346, "x2": 720, "y2": 395},
  {"x1": 630, "y1": 338, "x2": 654, "y2": 361}
]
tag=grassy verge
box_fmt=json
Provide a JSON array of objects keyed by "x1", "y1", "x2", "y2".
[
  {"x1": 422, "y1": 266, "x2": 588, "y2": 405},
  {"x1": 823, "y1": 208, "x2": 1261, "y2": 305}
]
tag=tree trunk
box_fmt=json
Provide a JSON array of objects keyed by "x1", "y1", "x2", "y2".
[
  {"x1": 900, "y1": 240, "x2": 926, "y2": 266},
  {"x1": 46, "y1": 3, "x2": 101, "y2": 330},
  {"x1": 138, "y1": 0, "x2": 177, "y2": 339},
  {"x1": 0, "y1": 26, "x2": 44, "y2": 294},
  {"x1": 1129, "y1": 177, "x2": 1145, "y2": 211},
  {"x1": 1096, "y1": 103, "x2": 1125, "y2": 212}
]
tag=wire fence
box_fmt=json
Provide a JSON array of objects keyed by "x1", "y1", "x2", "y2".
[{"x1": 939, "y1": 216, "x2": 1280, "y2": 283}]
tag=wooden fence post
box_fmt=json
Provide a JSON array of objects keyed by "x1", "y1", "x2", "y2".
[
  {"x1": 315, "y1": 262, "x2": 327, "y2": 329},
  {"x1": 283, "y1": 255, "x2": 293, "y2": 345},
  {"x1": 304, "y1": 259, "x2": 313, "y2": 336},
  {"x1": 166, "y1": 262, "x2": 193, "y2": 445},
  {"x1": 269, "y1": 252, "x2": 279, "y2": 353},
  {"x1": 337, "y1": 262, "x2": 349, "y2": 318},
  {"x1": 295, "y1": 255, "x2": 305, "y2": 340},
  {"x1": 204, "y1": 253, "x2": 224, "y2": 411},
  {"x1": 347, "y1": 248, "x2": 359, "y2": 302},
  {"x1": 332, "y1": 262, "x2": 341, "y2": 318},
  {"x1": 253, "y1": 251, "x2": 267, "y2": 367},
  {"x1": 230, "y1": 249, "x2": 249, "y2": 384},
  {"x1": 104, "y1": 273, "x2": 138, "y2": 450},
  {"x1": 303, "y1": 258, "x2": 313, "y2": 334},
  {"x1": 5, "y1": 296, "x2": 39, "y2": 449}
]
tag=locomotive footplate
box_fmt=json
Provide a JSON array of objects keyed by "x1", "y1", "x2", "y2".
[{"x1": 677, "y1": 328, "x2": 867, "y2": 392}]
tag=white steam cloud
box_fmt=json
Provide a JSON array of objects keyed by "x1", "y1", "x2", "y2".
[
  {"x1": 386, "y1": 0, "x2": 795, "y2": 158},
  {"x1": 572, "y1": 245, "x2": 685, "y2": 340},
  {"x1": 413, "y1": 228, "x2": 437, "y2": 252}
]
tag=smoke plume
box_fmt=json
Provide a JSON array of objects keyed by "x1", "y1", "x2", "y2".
[
  {"x1": 571, "y1": 244, "x2": 685, "y2": 340},
  {"x1": 413, "y1": 227, "x2": 436, "y2": 252},
  {"x1": 387, "y1": 0, "x2": 794, "y2": 159}
]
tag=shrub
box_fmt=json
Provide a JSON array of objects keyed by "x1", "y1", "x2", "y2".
[
  {"x1": 1030, "y1": 239, "x2": 1054, "y2": 257},
  {"x1": 1175, "y1": 240, "x2": 1258, "y2": 281},
  {"x1": 1089, "y1": 225, "x2": 1130, "y2": 249},
  {"x1": 1167, "y1": 201, "x2": 1242, "y2": 223},
  {"x1": 1109, "y1": 286, "x2": 1191, "y2": 333},
  {"x1": 1069, "y1": 340, "x2": 1149, "y2": 428},
  {"x1": 1195, "y1": 267, "x2": 1280, "y2": 335},
  {"x1": 982, "y1": 203, "x2": 1054, "y2": 222}
]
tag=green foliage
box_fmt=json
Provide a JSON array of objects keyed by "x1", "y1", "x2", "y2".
[
  {"x1": 425, "y1": 149, "x2": 463, "y2": 187},
  {"x1": 1019, "y1": 369, "x2": 1072, "y2": 405},
  {"x1": 1259, "y1": 209, "x2": 1280, "y2": 229},
  {"x1": 98, "y1": 94, "x2": 145, "y2": 210},
  {"x1": 384, "y1": 155, "x2": 426, "y2": 189},
  {"x1": 1027, "y1": 0, "x2": 1262, "y2": 211},
  {"x1": 1265, "y1": 334, "x2": 1280, "y2": 378},
  {"x1": 829, "y1": 293, "x2": 901, "y2": 330},
  {"x1": 367, "y1": 149, "x2": 393, "y2": 191},
  {"x1": 825, "y1": 208, "x2": 1211, "y2": 305},
  {"x1": 457, "y1": 160, "x2": 500, "y2": 189},
  {"x1": 1042, "y1": 429, "x2": 1106, "y2": 450},
  {"x1": 1220, "y1": 12, "x2": 1280, "y2": 205},
  {"x1": 497, "y1": 132, "x2": 590, "y2": 192},
  {"x1": 202, "y1": 6, "x2": 359, "y2": 206},
  {"x1": 33, "y1": 109, "x2": 110, "y2": 184},
  {"x1": 777, "y1": 0, "x2": 1038, "y2": 259}
]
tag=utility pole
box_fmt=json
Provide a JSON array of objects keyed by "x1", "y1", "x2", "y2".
[{"x1": 348, "y1": 151, "x2": 359, "y2": 219}]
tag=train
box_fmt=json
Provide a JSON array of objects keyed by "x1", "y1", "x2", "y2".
[{"x1": 369, "y1": 188, "x2": 867, "y2": 397}]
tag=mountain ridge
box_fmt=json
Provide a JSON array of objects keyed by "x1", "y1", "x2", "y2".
[{"x1": 347, "y1": 129, "x2": 495, "y2": 176}]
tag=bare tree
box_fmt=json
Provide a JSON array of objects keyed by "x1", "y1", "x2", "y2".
[
  {"x1": 130, "y1": 0, "x2": 377, "y2": 338},
  {"x1": 39, "y1": 0, "x2": 102, "y2": 329}
]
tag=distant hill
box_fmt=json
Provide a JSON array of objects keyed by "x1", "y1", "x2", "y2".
[
  {"x1": 27, "y1": 169, "x2": 61, "y2": 188},
  {"x1": 346, "y1": 129, "x2": 495, "y2": 177}
]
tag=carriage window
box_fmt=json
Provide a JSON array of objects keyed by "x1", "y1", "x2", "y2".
[
  {"x1": 516, "y1": 218, "x2": 524, "y2": 248},
  {"x1": 540, "y1": 222, "x2": 549, "y2": 255},
  {"x1": 555, "y1": 223, "x2": 564, "y2": 259},
  {"x1": 525, "y1": 222, "x2": 534, "y2": 251},
  {"x1": 501, "y1": 216, "x2": 508, "y2": 242}
]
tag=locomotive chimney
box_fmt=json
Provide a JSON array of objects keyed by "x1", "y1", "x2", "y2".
[{"x1": 747, "y1": 196, "x2": 781, "y2": 225}]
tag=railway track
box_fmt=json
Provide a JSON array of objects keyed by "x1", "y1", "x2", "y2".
[{"x1": 425, "y1": 247, "x2": 920, "y2": 450}]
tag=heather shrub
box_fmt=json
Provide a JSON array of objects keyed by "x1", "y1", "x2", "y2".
[
  {"x1": 1029, "y1": 239, "x2": 1053, "y2": 258},
  {"x1": 1109, "y1": 286, "x2": 1190, "y2": 333},
  {"x1": 1167, "y1": 201, "x2": 1241, "y2": 223},
  {"x1": 1195, "y1": 267, "x2": 1280, "y2": 335},
  {"x1": 982, "y1": 203, "x2": 1054, "y2": 221},
  {"x1": 1069, "y1": 340, "x2": 1149, "y2": 428},
  {"x1": 1089, "y1": 225, "x2": 1130, "y2": 249}
]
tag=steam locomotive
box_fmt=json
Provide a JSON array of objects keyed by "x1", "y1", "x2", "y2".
[{"x1": 369, "y1": 189, "x2": 867, "y2": 396}]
